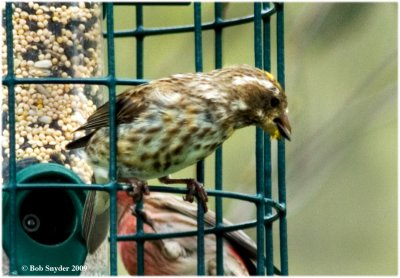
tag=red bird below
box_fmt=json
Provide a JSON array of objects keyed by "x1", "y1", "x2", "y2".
[{"x1": 117, "y1": 192, "x2": 257, "y2": 276}]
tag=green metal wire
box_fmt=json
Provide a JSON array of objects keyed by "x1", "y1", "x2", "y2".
[
  {"x1": 276, "y1": 4, "x2": 289, "y2": 275},
  {"x1": 254, "y1": 3, "x2": 266, "y2": 276},
  {"x1": 193, "y1": 3, "x2": 206, "y2": 275},
  {"x1": 5, "y1": 3, "x2": 17, "y2": 275},
  {"x1": 103, "y1": 3, "x2": 119, "y2": 276},
  {"x1": 110, "y1": 8, "x2": 277, "y2": 38},
  {"x1": 134, "y1": 4, "x2": 146, "y2": 276},
  {"x1": 262, "y1": 2, "x2": 275, "y2": 275},
  {"x1": 2, "y1": 2, "x2": 288, "y2": 276},
  {"x1": 214, "y1": 3, "x2": 224, "y2": 275}
]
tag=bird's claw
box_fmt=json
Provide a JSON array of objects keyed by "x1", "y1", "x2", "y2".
[
  {"x1": 158, "y1": 176, "x2": 209, "y2": 212},
  {"x1": 184, "y1": 180, "x2": 208, "y2": 212},
  {"x1": 124, "y1": 179, "x2": 150, "y2": 202}
]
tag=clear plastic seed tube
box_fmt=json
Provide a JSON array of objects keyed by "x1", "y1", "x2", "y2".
[{"x1": 2, "y1": 2, "x2": 104, "y2": 183}]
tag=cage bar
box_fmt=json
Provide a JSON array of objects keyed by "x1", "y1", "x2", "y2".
[
  {"x1": 103, "y1": 3, "x2": 119, "y2": 276},
  {"x1": 262, "y1": 1, "x2": 275, "y2": 275},
  {"x1": 193, "y1": 3, "x2": 206, "y2": 275},
  {"x1": 276, "y1": 4, "x2": 289, "y2": 275},
  {"x1": 5, "y1": 3, "x2": 17, "y2": 275},
  {"x1": 214, "y1": 3, "x2": 224, "y2": 275}
]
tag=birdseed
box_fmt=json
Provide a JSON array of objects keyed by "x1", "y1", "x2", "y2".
[{"x1": 2, "y1": 2, "x2": 104, "y2": 183}]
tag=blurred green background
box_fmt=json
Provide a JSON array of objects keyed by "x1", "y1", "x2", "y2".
[{"x1": 111, "y1": 3, "x2": 397, "y2": 275}]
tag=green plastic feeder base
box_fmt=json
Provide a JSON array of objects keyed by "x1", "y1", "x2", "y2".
[{"x1": 3, "y1": 163, "x2": 88, "y2": 275}]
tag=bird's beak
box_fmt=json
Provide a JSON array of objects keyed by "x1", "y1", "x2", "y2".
[{"x1": 273, "y1": 114, "x2": 292, "y2": 141}]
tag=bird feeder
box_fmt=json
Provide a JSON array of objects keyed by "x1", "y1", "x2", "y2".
[
  {"x1": 2, "y1": 2, "x2": 104, "y2": 275},
  {"x1": 2, "y1": 163, "x2": 87, "y2": 276}
]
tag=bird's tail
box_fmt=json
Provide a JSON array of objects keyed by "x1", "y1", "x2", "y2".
[{"x1": 65, "y1": 131, "x2": 96, "y2": 150}]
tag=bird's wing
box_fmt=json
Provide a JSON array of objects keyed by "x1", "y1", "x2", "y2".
[
  {"x1": 76, "y1": 86, "x2": 149, "y2": 132},
  {"x1": 66, "y1": 86, "x2": 149, "y2": 149},
  {"x1": 145, "y1": 193, "x2": 257, "y2": 273},
  {"x1": 159, "y1": 193, "x2": 256, "y2": 256},
  {"x1": 82, "y1": 190, "x2": 110, "y2": 254}
]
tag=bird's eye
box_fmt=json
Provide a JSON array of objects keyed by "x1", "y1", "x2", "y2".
[{"x1": 270, "y1": 97, "x2": 280, "y2": 108}]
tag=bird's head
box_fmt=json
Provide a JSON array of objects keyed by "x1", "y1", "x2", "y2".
[
  {"x1": 221, "y1": 65, "x2": 292, "y2": 141},
  {"x1": 254, "y1": 72, "x2": 291, "y2": 141}
]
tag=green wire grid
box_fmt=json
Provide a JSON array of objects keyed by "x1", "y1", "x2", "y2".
[{"x1": 2, "y1": 2, "x2": 288, "y2": 276}]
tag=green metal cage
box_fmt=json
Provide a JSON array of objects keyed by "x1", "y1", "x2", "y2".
[{"x1": 2, "y1": 2, "x2": 288, "y2": 276}]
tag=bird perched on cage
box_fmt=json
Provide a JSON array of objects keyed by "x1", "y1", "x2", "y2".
[
  {"x1": 114, "y1": 191, "x2": 257, "y2": 275},
  {"x1": 67, "y1": 64, "x2": 290, "y2": 266},
  {"x1": 66, "y1": 64, "x2": 291, "y2": 213}
]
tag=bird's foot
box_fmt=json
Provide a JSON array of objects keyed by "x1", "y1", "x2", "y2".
[
  {"x1": 183, "y1": 179, "x2": 208, "y2": 205},
  {"x1": 121, "y1": 178, "x2": 150, "y2": 202},
  {"x1": 158, "y1": 176, "x2": 208, "y2": 212}
]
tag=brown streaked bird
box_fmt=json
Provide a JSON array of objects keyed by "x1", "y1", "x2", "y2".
[
  {"x1": 116, "y1": 192, "x2": 257, "y2": 275},
  {"x1": 66, "y1": 65, "x2": 291, "y2": 252}
]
